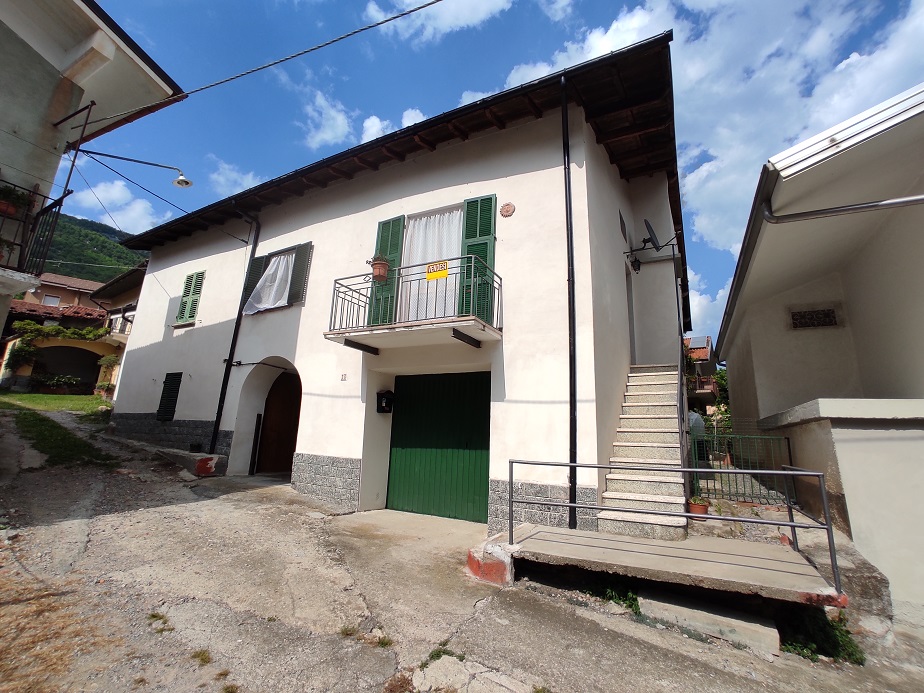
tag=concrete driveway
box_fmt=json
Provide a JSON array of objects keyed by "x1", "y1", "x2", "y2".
[{"x1": 1, "y1": 411, "x2": 923, "y2": 692}]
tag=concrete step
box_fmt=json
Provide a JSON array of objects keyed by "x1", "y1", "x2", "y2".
[
  {"x1": 622, "y1": 403, "x2": 677, "y2": 416},
  {"x1": 601, "y1": 491, "x2": 686, "y2": 512},
  {"x1": 605, "y1": 473, "x2": 685, "y2": 496},
  {"x1": 612, "y1": 442, "x2": 681, "y2": 460},
  {"x1": 609, "y1": 457, "x2": 683, "y2": 476},
  {"x1": 615, "y1": 429, "x2": 679, "y2": 444},
  {"x1": 625, "y1": 391, "x2": 676, "y2": 404},
  {"x1": 627, "y1": 382, "x2": 676, "y2": 394},
  {"x1": 627, "y1": 374, "x2": 679, "y2": 385},
  {"x1": 629, "y1": 364, "x2": 675, "y2": 374},
  {"x1": 597, "y1": 510, "x2": 687, "y2": 540},
  {"x1": 617, "y1": 415, "x2": 677, "y2": 429}
]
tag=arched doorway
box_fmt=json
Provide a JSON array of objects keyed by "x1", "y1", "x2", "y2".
[{"x1": 253, "y1": 371, "x2": 301, "y2": 476}]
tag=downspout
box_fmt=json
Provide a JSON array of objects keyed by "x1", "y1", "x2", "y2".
[
  {"x1": 560, "y1": 76, "x2": 579, "y2": 530},
  {"x1": 208, "y1": 208, "x2": 261, "y2": 455}
]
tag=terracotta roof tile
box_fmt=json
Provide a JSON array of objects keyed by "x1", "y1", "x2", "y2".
[
  {"x1": 38, "y1": 273, "x2": 105, "y2": 292},
  {"x1": 8, "y1": 299, "x2": 106, "y2": 322}
]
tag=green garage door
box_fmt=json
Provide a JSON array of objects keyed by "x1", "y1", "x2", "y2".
[{"x1": 386, "y1": 372, "x2": 490, "y2": 523}]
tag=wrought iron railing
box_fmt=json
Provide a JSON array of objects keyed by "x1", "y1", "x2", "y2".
[
  {"x1": 689, "y1": 432, "x2": 792, "y2": 504},
  {"x1": 328, "y1": 254, "x2": 502, "y2": 332},
  {"x1": 109, "y1": 315, "x2": 133, "y2": 335},
  {"x1": 0, "y1": 179, "x2": 68, "y2": 276},
  {"x1": 687, "y1": 375, "x2": 718, "y2": 396}
]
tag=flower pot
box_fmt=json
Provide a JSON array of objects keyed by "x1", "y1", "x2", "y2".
[
  {"x1": 688, "y1": 500, "x2": 710, "y2": 519},
  {"x1": 0, "y1": 200, "x2": 18, "y2": 218},
  {"x1": 370, "y1": 260, "x2": 389, "y2": 282}
]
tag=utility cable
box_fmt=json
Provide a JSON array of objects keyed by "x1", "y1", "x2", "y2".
[
  {"x1": 84, "y1": 153, "x2": 189, "y2": 215},
  {"x1": 70, "y1": 157, "x2": 123, "y2": 232},
  {"x1": 77, "y1": 0, "x2": 449, "y2": 129}
]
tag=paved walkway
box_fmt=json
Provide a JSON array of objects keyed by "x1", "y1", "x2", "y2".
[{"x1": 510, "y1": 523, "x2": 842, "y2": 605}]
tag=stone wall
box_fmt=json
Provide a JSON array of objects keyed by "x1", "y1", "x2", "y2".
[
  {"x1": 487, "y1": 479, "x2": 597, "y2": 536},
  {"x1": 291, "y1": 453, "x2": 360, "y2": 512},
  {"x1": 111, "y1": 413, "x2": 233, "y2": 457}
]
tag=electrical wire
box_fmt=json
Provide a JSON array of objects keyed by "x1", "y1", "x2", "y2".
[
  {"x1": 84, "y1": 153, "x2": 189, "y2": 215},
  {"x1": 43, "y1": 260, "x2": 135, "y2": 269},
  {"x1": 70, "y1": 157, "x2": 123, "y2": 232},
  {"x1": 78, "y1": 0, "x2": 449, "y2": 129}
]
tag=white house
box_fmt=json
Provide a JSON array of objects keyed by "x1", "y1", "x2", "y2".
[
  {"x1": 0, "y1": 0, "x2": 183, "y2": 339},
  {"x1": 716, "y1": 83, "x2": 924, "y2": 627},
  {"x1": 113, "y1": 33, "x2": 692, "y2": 537}
]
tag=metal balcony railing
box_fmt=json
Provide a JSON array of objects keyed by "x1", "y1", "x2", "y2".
[
  {"x1": 329, "y1": 254, "x2": 502, "y2": 332},
  {"x1": 0, "y1": 179, "x2": 68, "y2": 276},
  {"x1": 109, "y1": 315, "x2": 133, "y2": 335},
  {"x1": 687, "y1": 375, "x2": 718, "y2": 396}
]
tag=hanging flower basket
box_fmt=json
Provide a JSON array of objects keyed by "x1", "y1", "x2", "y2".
[{"x1": 367, "y1": 256, "x2": 389, "y2": 282}]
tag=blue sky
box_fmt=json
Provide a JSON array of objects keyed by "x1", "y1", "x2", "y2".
[{"x1": 58, "y1": 0, "x2": 924, "y2": 339}]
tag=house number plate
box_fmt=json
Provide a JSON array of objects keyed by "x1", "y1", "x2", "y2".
[{"x1": 425, "y1": 260, "x2": 448, "y2": 280}]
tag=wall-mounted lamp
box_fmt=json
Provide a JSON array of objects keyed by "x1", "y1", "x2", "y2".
[
  {"x1": 630, "y1": 256, "x2": 641, "y2": 273},
  {"x1": 79, "y1": 148, "x2": 194, "y2": 188}
]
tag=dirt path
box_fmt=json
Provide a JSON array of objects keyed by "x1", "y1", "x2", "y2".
[{"x1": 1, "y1": 410, "x2": 923, "y2": 693}]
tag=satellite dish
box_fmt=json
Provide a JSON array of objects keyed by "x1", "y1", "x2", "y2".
[{"x1": 643, "y1": 219, "x2": 662, "y2": 251}]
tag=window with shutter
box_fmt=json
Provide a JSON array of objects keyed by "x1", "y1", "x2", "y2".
[
  {"x1": 241, "y1": 242, "x2": 314, "y2": 314},
  {"x1": 175, "y1": 271, "x2": 205, "y2": 325},
  {"x1": 368, "y1": 216, "x2": 404, "y2": 326},
  {"x1": 459, "y1": 195, "x2": 496, "y2": 322},
  {"x1": 156, "y1": 372, "x2": 183, "y2": 421}
]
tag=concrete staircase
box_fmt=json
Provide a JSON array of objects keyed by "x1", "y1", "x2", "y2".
[{"x1": 597, "y1": 364, "x2": 688, "y2": 541}]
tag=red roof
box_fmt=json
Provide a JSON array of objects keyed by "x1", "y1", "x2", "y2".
[
  {"x1": 683, "y1": 336, "x2": 713, "y2": 362},
  {"x1": 38, "y1": 273, "x2": 105, "y2": 293},
  {"x1": 8, "y1": 299, "x2": 106, "y2": 322}
]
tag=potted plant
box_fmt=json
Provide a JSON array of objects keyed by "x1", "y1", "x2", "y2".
[
  {"x1": 0, "y1": 185, "x2": 31, "y2": 218},
  {"x1": 94, "y1": 381, "x2": 115, "y2": 399},
  {"x1": 688, "y1": 495, "x2": 710, "y2": 518},
  {"x1": 367, "y1": 254, "x2": 389, "y2": 282}
]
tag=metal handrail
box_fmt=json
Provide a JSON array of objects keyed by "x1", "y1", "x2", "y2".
[
  {"x1": 506, "y1": 458, "x2": 842, "y2": 594},
  {"x1": 328, "y1": 253, "x2": 502, "y2": 331}
]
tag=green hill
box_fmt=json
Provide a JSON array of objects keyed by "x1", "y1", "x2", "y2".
[{"x1": 42, "y1": 214, "x2": 147, "y2": 283}]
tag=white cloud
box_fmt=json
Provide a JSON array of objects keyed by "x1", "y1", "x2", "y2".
[
  {"x1": 536, "y1": 0, "x2": 573, "y2": 22},
  {"x1": 362, "y1": 115, "x2": 393, "y2": 142},
  {"x1": 69, "y1": 179, "x2": 171, "y2": 234},
  {"x1": 207, "y1": 156, "x2": 265, "y2": 197},
  {"x1": 401, "y1": 108, "x2": 426, "y2": 127},
  {"x1": 459, "y1": 89, "x2": 497, "y2": 106},
  {"x1": 688, "y1": 275, "x2": 731, "y2": 340},
  {"x1": 299, "y1": 90, "x2": 353, "y2": 150},
  {"x1": 364, "y1": 0, "x2": 513, "y2": 43}
]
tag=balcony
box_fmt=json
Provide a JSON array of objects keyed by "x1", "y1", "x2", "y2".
[
  {"x1": 0, "y1": 179, "x2": 67, "y2": 285},
  {"x1": 324, "y1": 255, "x2": 502, "y2": 354}
]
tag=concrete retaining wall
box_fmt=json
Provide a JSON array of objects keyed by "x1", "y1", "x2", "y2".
[
  {"x1": 292, "y1": 453, "x2": 361, "y2": 512},
  {"x1": 488, "y1": 479, "x2": 597, "y2": 535},
  {"x1": 111, "y1": 412, "x2": 233, "y2": 457}
]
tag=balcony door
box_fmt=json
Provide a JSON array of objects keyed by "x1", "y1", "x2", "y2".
[{"x1": 396, "y1": 205, "x2": 463, "y2": 322}]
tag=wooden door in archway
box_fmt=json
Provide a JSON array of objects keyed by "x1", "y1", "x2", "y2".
[{"x1": 255, "y1": 371, "x2": 301, "y2": 475}]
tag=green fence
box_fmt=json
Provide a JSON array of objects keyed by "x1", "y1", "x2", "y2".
[{"x1": 689, "y1": 433, "x2": 793, "y2": 505}]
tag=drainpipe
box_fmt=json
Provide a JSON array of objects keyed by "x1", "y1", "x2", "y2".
[
  {"x1": 560, "y1": 76, "x2": 579, "y2": 530},
  {"x1": 763, "y1": 192, "x2": 924, "y2": 224},
  {"x1": 208, "y1": 208, "x2": 261, "y2": 455}
]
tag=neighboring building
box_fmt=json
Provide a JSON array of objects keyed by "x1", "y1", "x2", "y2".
[
  {"x1": 113, "y1": 34, "x2": 692, "y2": 538},
  {"x1": 716, "y1": 83, "x2": 924, "y2": 627},
  {"x1": 683, "y1": 335, "x2": 718, "y2": 413},
  {"x1": 0, "y1": 0, "x2": 183, "y2": 343},
  {"x1": 21, "y1": 272, "x2": 104, "y2": 308},
  {"x1": 88, "y1": 261, "x2": 147, "y2": 390}
]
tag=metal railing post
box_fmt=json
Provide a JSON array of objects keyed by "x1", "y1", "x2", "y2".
[
  {"x1": 817, "y1": 473, "x2": 842, "y2": 594},
  {"x1": 508, "y1": 459, "x2": 515, "y2": 545},
  {"x1": 782, "y1": 472, "x2": 799, "y2": 551}
]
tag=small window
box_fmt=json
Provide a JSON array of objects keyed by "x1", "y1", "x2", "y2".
[
  {"x1": 42, "y1": 294, "x2": 60, "y2": 306},
  {"x1": 156, "y1": 372, "x2": 183, "y2": 421},
  {"x1": 175, "y1": 271, "x2": 205, "y2": 325},
  {"x1": 791, "y1": 309, "x2": 837, "y2": 329},
  {"x1": 241, "y1": 242, "x2": 313, "y2": 315}
]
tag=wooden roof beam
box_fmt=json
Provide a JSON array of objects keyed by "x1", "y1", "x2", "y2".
[
  {"x1": 484, "y1": 107, "x2": 506, "y2": 130},
  {"x1": 414, "y1": 134, "x2": 436, "y2": 151},
  {"x1": 353, "y1": 155, "x2": 379, "y2": 171},
  {"x1": 381, "y1": 144, "x2": 405, "y2": 162},
  {"x1": 448, "y1": 122, "x2": 469, "y2": 141},
  {"x1": 596, "y1": 118, "x2": 671, "y2": 145},
  {"x1": 583, "y1": 90, "x2": 668, "y2": 120},
  {"x1": 328, "y1": 165, "x2": 353, "y2": 180},
  {"x1": 524, "y1": 94, "x2": 544, "y2": 119}
]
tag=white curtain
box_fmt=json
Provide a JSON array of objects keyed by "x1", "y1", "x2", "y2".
[
  {"x1": 243, "y1": 250, "x2": 295, "y2": 315},
  {"x1": 397, "y1": 207, "x2": 462, "y2": 321}
]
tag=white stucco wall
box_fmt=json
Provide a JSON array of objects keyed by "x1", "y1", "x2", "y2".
[
  {"x1": 842, "y1": 206, "x2": 924, "y2": 399},
  {"x1": 117, "y1": 106, "x2": 679, "y2": 503}
]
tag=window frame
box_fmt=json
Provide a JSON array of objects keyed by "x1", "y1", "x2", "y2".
[
  {"x1": 174, "y1": 271, "x2": 205, "y2": 328},
  {"x1": 240, "y1": 241, "x2": 313, "y2": 315}
]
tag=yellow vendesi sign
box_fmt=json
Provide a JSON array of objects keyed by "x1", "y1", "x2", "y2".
[{"x1": 425, "y1": 260, "x2": 449, "y2": 280}]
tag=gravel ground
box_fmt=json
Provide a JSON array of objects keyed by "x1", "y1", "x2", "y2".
[{"x1": 2, "y1": 409, "x2": 924, "y2": 693}]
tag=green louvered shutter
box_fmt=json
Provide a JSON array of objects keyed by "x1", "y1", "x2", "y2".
[
  {"x1": 368, "y1": 216, "x2": 404, "y2": 326},
  {"x1": 176, "y1": 271, "x2": 205, "y2": 323},
  {"x1": 287, "y1": 242, "x2": 314, "y2": 305},
  {"x1": 156, "y1": 372, "x2": 183, "y2": 421},
  {"x1": 459, "y1": 196, "x2": 496, "y2": 323},
  {"x1": 241, "y1": 256, "x2": 268, "y2": 308}
]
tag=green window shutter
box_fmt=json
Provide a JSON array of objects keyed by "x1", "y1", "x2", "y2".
[
  {"x1": 287, "y1": 241, "x2": 314, "y2": 305},
  {"x1": 156, "y1": 372, "x2": 183, "y2": 421},
  {"x1": 369, "y1": 216, "x2": 404, "y2": 326},
  {"x1": 241, "y1": 256, "x2": 268, "y2": 308},
  {"x1": 176, "y1": 271, "x2": 205, "y2": 323},
  {"x1": 459, "y1": 195, "x2": 496, "y2": 322}
]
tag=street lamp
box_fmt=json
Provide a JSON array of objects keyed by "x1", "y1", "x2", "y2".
[{"x1": 78, "y1": 149, "x2": 193, "y2": 188}]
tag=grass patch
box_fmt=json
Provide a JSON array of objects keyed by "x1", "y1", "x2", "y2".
[
  {"x1": 215, "y1": 669, "x2": 230, "y2": 680},
  {"x1": 0, "y1": 392, "x2": 112, "y2": 413},
  {"x1": 190, "y1": 649, "x2": 212, "y2": 666},
  {"x1": 339, "y1": 625, "x2": 358, "y2": 637},
  {"x1": 420, "y1": 645, "x2": 465, "y2": 669},
  {"x1": 778, "y1": 608, "x2": 865, "y2": 665},
  {"x1": 533, "y1": 687, "x2": 555, "y2": 693},
  {"x1": 383, "y1": 671, "x2": 414, "y2": 693},
  {"x1": 222, "y1": 685, "x2": 239, "y2": 693},
  {"x1": 376, "y1": 635, "x2": 393, "y2": 648},
  {"x1": 580, "y1": 585, "x2": 641, "y2": 616},
  {"x1": 13, "y1": 410, "x2": 115, "y2": 467}
]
